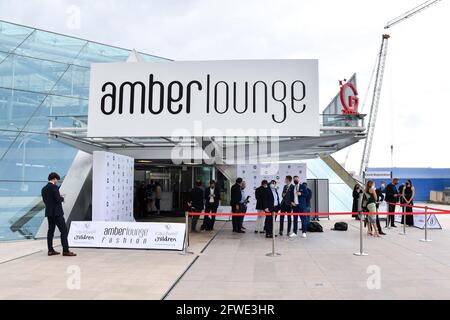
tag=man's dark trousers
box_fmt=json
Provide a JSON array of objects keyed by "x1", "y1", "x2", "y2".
[
  {"x1": 191, "y1": 209, "x2": 202, "y2": 231},
  {"x1": 279, "y1": 204, "x2": 292, "y2": 234},
  {"x1": 387, "y1": 203, "x2": 396, "y2": 227},
  {"x1": 232, "y1": 206, "x2": 240, "y2": 231},
  {"x1": 47, "y1": 215, "x2": 69, "y2": 252},
  {"x1": 203, "y1": 204, "x2": 217, "y2": 230},
  {"x1": 292, "y1": 205, "x2": 300, "y2": 234}
]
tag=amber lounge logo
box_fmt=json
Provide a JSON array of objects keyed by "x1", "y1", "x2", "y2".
[{"x1": 98, "y1": 74, "x2": 309, "y2": 124}]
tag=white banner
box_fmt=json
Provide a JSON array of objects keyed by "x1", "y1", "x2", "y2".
[
  {"x1": 393, "y1": 207, "x2": 441, "y2": 229},
  {"x1": 237, "y1": 163, "x2": 307, "y2": 220},
  {"x1": 364, "y1": 171, "x2": 392, "y2": 180},
  {"x1": 87, "y1": 59, "x2": 319, "y2": 137},
  {"x1": 68, "y1": 221, "x2": 186, "y2": 250},
  {"x1": 92, "y1": 151, "x2": 134, "y2": 222},
  {"x1": 413, "y1": 213, "x2": 442, "y2": 229}
]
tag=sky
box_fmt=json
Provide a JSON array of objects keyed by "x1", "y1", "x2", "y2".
[{"x1": 1, "y1": 0, "x2": 449, "y2": 172}]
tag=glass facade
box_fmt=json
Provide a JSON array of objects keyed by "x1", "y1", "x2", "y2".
[{"x1": 0, "y1": 20, "x2": 169, "y2": 241}]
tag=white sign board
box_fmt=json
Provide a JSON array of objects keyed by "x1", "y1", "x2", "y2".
[
  {"x1": 413, "y1": 213, "x2": 441, "y2": 229},
  {"x1": 364, "y1": 171, "x2": 392, "y2": 180},
  {"x1": 92, "y1": 151, "x2": 134, "y2": 222},
  {"x1": 237, "y1": 163, "x2": 307, "y2": 220},
  {"x1": 68, "y1": 221, "x2": 185, "y2": 250},
  {"x1": 394, "y1": 207, "x2": 441, "y2": 229},
  {"x1": 87, "y1": 60, "x2": 319, "y2": 137}
]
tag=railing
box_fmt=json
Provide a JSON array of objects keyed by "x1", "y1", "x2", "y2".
[
  {"x1": 320, "y1": 113, "x2": 365, "y2": 129},
  {"x1": 48, "y1": 114, "x2": 366, "y2": 133}
]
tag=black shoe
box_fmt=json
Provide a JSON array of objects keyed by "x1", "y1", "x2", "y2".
[
  {"x1": 392, "y1": 225, "x2": 397, "y2": 228},
  {"x1": 266, "y1": 234, "x2": 277, "y2": 238},
  {"x1": 241, "y1": 226, "x2": 247, "y2": 230},
  {"x1": 279, "y1": 232, "x2": 283, "y2": 236},
  {"x1": 379, "y1": 231, "x2": 386, "y2": 235},
  {"x1": 237, "y1": 230, "x2": 245, "y2": 233},
  {"x1": 259, "y1": 231, "x2": 266, "y2": 234},
  {"x1": 254, "y1": 230, "x2": 258, "y2": 234},
  {"x1": 48, "y1": 250, "x2": 60, "y2": 256}
]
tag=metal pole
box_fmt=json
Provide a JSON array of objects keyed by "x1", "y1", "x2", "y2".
[
  {"x1": 420, "y1": 206, "x2": 432, "y2": 242},
  {"x1": 354, "y1": 211, "x2": 368, "y2": 256},
  {"x1": 386, "y1": 203, "x2": 391, "y2": 229},
  {"x1": 180, "y1": 211, "x2": 194, "y2": 255},
  {"x1": 266, "y1": 212, "x2": 281, "y2": 257},
  {"x1": 399, "y1": 205, "x2": 407, "y2": 235}
]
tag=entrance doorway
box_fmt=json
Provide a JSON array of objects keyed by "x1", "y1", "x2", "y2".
[{"x1": 133, "y1": 162, "x2": 217, "y2": 218}]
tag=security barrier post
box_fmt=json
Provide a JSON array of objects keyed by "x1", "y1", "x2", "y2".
[
  {"x1": 266, "y1": 212, "x2": 281, "y2": 257},
  {"x1": 386, "y1": 206, "x2": 391, "y2": 230},
  {"x1": 354, "y1": 211, "x2": 368, "y2": 256},
  {"x1": 180, "y1": 211, "x2": 194, "y2": 255},
  {"x1": 420, "y1": 206, "x2": 432, "y2": 242},
  {"x1": 399, "y1": 205, "x2": 407, "y2": 235}
]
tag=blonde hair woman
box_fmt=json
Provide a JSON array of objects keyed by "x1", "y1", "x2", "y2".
[{"x1": 365, "y1": 180, "x2": 380, "y2": 237}]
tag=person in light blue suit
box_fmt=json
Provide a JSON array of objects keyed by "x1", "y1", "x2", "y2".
[{"x1": 298, "y1": 182, "x2": 311, "y2": 238}]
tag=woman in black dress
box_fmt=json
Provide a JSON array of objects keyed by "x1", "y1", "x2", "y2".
[
  {"x1": 352, "y1": 184, "x2": 361, "y2": 219},
  {"x1": 401, "y1": 179, "x2": 415, "y2": 226}
]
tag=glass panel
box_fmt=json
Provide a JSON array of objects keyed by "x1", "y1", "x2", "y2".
[
  {"x1": 15, "y1": 29, "x2": 87, "y2": 64},
  {"x1": 141, "y1": 53, "x2": 170, "y2": 62},
  {"x1": 52, "y1": 64, "x2": 90, "y2": 99},
  {"x1": 0, "y1": 21, "x2": 34, "y2": 53},
  {"x1": 0, "y1": 53, "x2": 69, "y2": 93},
  {"x1": 74, "y1": 41, "x2": 132, "y2": 67},
  {"x1": 0, "y1": 180, "x2": 48, "y2": 240},
  {"x1": 24, "y1": 95, "x2": 88, "y2": 133},
  {"x1": 0, "y1": 21, "x2": 171, "y2": 241},
  {"x1": 0, "y1": 132, "x2": 77, "y2": 182},
  {"x1": 0, "y1": 87, "x2": 47, "y2": 130},
  {"x1": 194, "y1": 166, "x2": 212, "y2": 188}
]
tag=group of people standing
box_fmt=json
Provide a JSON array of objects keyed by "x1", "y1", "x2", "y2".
[
  {"x1": 188, "y1": 175, "x2": 312, "y2": 238},
  {"x1": 188, "y1": 179, "x2": 221, "y2": 232},
  {"x1": 352, "y1": 178, "x2": 416, "y2": 237},
  {"x1": 231, "y1": 175, "x2": 312, "y2": 239},
  {"x1": 136, "y1": 181, "x2": 162, "y2": 218}
]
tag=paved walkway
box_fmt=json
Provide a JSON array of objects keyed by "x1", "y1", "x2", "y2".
[
  {"x1": 166, "y1": 217, "x2": 450, "y2": 299},
  {"x1": 0, "y1": 208, "x2": 450, "y2": 300}
]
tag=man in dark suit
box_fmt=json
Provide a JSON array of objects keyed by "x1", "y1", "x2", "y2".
[
  {"x1": 202, "y1": 180, "x2": 220, "y2": 231},
  {"x1": 188, "y1": 179, "x2": 204, "y2": 232},
  {"x1": 375, "y1": 184, "x2": 386, "y2": 235},
  {"x1": 385, "y1": 178, "x2": 400, "y2": 227},
  {"x1": 230, "y1": 178, "x2": 244, "y2": 233},
  {"x1": 41, "y1": 172, "x2": 76, "y2": 256},
  {"x1": 279, "y1": 176, "x2": 294, "y2": 236},
  {"x1": 265, "y1": 180, "x2": 280, "y2": 238},
  {"x1": 255, "y1": 180, "x2": 269, "y2": 234}
]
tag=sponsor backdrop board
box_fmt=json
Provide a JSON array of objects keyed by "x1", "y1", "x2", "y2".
[
  {"x1": 68, "y1": 221, "x2": 185, "y2": 250},
  {"x1": 393, "y1": 207, "x2": 441, "y2": 229},
  {"x1": 237, "y1": 163, "x2": 307, "y2": 220},
  {"x1": 93, "y1": 151, "x2": 134, "y2": 222},
  {"x1": 87, "y1": 59, "x2": 319, "y2": 137}
]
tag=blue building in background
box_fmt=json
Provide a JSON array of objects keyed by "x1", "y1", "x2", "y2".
[{"x1": 367, "y1": 167, "x2": 450, "y2": 201}]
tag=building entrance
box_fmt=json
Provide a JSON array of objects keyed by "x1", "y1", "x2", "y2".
[{"x1": 133, "y1": 162, "x2": 222, "y2": 218}]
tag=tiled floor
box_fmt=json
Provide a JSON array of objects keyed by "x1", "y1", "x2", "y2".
[
  {"x1": 166, "y1": 213, "x2": 450, "y2": 300},
  {"x1": 1, "y1": 207, "x2": 450, "y2": 300}
]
